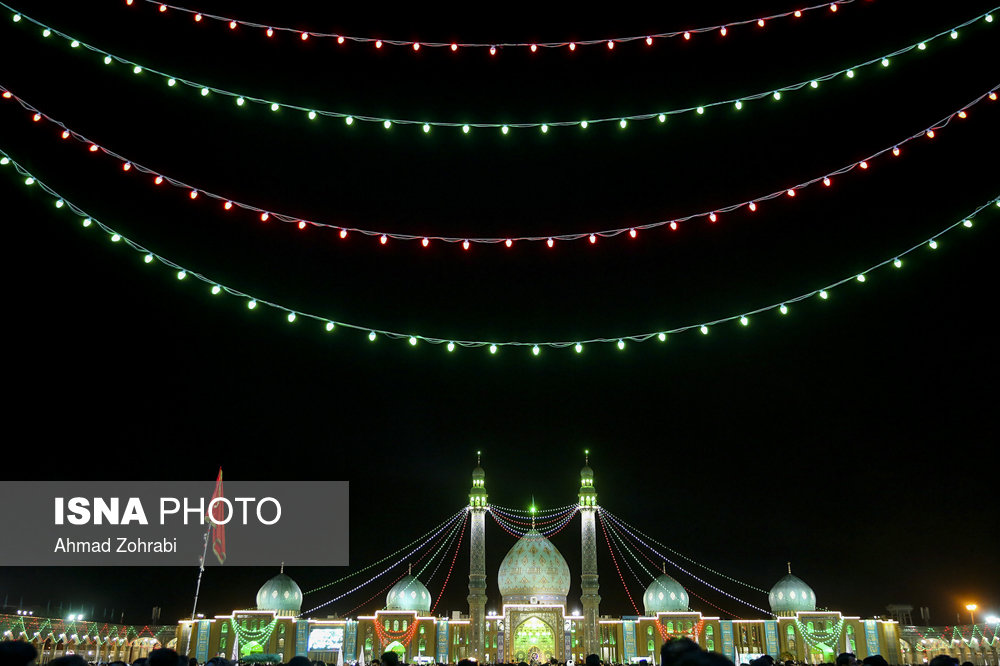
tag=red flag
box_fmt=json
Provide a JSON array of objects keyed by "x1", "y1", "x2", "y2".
[{"x1": 207, "y1": 468, "x2": 226, "y2": 565}]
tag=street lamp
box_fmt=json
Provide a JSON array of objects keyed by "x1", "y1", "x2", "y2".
[{"x1": 965, "y1": 604, "x2": 977, "y2": 625}]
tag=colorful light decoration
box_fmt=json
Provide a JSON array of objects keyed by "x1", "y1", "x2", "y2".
[
  {"x1": 3, "y1": 4, "x2": 994, "y2": 133},
  {"x1": 5, "y1": 82, "x2": 993, "y2": 249},
  {"x1": 120, "y1": 0, "x2": 861, "y2": 52}
]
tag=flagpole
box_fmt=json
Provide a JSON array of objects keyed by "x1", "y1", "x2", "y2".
[{"x1": 185, "y1": 525, "x2": 212, "y2": 657}]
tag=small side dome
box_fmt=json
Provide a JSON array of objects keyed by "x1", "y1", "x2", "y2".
[
  {"x1": 769, "y1": 571, "x2": 817, "y2": 615},
  {"x1": 256, "y1": 572, "x2": 303, "y2": 612},
  {"x1": 643, "y1": 574, "x2": 689, "y2": 613},
  {"x1": 386, "y1": 575, "x2": 432, "y2": 612}
]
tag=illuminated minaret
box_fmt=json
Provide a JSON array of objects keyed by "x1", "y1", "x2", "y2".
[
  {"x1": 467, "y1": 452, "x2": 488, "y2": 661},
  {"x1": 579, "y1": 451, "x2": 601, "y2": 657}
]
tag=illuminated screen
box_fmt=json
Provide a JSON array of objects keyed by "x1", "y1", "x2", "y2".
[{"x1": 308, "y1": 628, "x2": 344, "y2": 651}]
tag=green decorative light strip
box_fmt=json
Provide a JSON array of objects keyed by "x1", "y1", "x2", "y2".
[
  {"x1": 3, "y1": 3, "x2": 995, "y2": 133},
  {"x1": 230, "y1": 616, "x2": 277, "y2": 646},
  {"x1": 794, "y1": 617, "x2": 846, "y2": 649},
  {"x1": 2, "y1": 148, "x2": 997, "y2": 353}
]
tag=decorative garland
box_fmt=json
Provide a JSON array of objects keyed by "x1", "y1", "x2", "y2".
[
  {"x1": 654, "y1": 618, "x2": 706, "y2": 642},
  {"x1": 0, "y1": 615, "x2": 173, "y2": 644},
  {"x1": 601, "y1": 511, "x2": 743, "y2": 619},
  {"x1": 429, "y1": 510, "x2": 468, "y2": 614},
  {"x1": 373, "y1": 614, "x2": 420, "y2": 649},
  {"x1": 124, "y1": 0, "x2": 860, "y2": 53},
  {"x1": 794, "y1": 617, "x2": 845, "y2": 651},
  {"x1": 231, "y1": 617, "x2": 277, "y2": 648},
  {"x1": 3, "y1": 3, "x2": 995, "y2": 132},
  {"x1": 298, "y1": 509, "x2": 467, "y2": 616},
  {"x1": 600, "y1": 509, "x2": 769, "y2": 595},
  {"x1": 602, "y1": 510, "x2": 774, "y2": 616},
  {"x1": 490, "y1": 506, "x2": 579, "y2": 538},
  {"x1": 305, "y1": 508, "x2": 465, "y2": 595},
  {"x1": 4, "y1": 82, "x2": 993, "y2": 249},
  {"x1": 3, "y1": 148, "x2": 997, "y2": 353}
]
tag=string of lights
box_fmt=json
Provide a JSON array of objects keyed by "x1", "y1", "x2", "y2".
[
  {"x1": 303, "y1": 507, "x2": 465, "y2": 594},
  {"x1": 429, "y1": 510, "x2": 468, "y2": 614},
  {"x1": 3, "y1": 81, "x2": 993, "y2": 248},
  {"x1": 124, "y1": 0, "x2": 860, "y2": 53},
  {"x1": 487, "y1": 502, "x2": 580, "y2": 515},
  {"x1": 490, "y1": 510, "x2": 574, "y2": 530},
  {"x1": 602, "y1": 510, "x2": 776, "y2": 616},
  {"x1": 343, "y1": 501, "x2": 468, "y2": 615},
  {"x1": 3, "y1": 4, "x2": 995, "y2": 133},
  {"x1": 488, "y1": 503, "x2": 578, "y2": 523},
  {"x1": 602, "y1": 510, "x2": 743, "y2": 619},
  {"x1": 597, "y1": 509, "x2": 642, "y2": 615},
  {"x1": 489, "y1": 506, "x2": 578, "y2": 537},
  {"x1": 600, "y1": 509, "x2": 772, "y2": 595},
  {"x1": 3, "y1": 148, "x2": 997, "y2": 353}
]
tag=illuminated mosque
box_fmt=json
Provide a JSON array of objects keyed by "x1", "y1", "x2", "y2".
[
  {"x1": 6, "y1": 461, "x2": 994, "y2": 666},
  {"x1": 168, "y1": 460, "x2": 917, "y2": 666}
]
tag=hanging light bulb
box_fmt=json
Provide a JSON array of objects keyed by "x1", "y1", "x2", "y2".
[
  {"x1": 629, "y1": 228, "x2": 637, "y2": 238},
  {"x1": 575, "y1": 343, "x2": 583, "y2": 353},
  {"x1": 369, "y1": 331, "x2": 377, "y2": 341},
  {"x1": 380, "y1": 235, "x2": 388, "y2": 245},
  {"x1": 547, "y1": 238, "x2": 554, "y2": 248},
  {"x1": 177, "y1": 270, "x2": 187, "y2": 280},
  {"x1": 532, "y1": 345, "x2": 540, "y2": 356},
  {"x1": 819, "y1": 290, "x2": 829, "y2": 299},
  {"x1": 779, "y1": 304, "x2": 788, "y2": 315},
  {"x1": 856, "y1": 274, "x2": 866, "y2": 282},
  {"x1": 893, "y1": 258, "x2": 902, "y2": 268},
  {"x1": 462, "y1": 240, "x2": 470, "y2": 250},
  {"x1": 451, "y1": 43, "x2": 458, "y2": 51},
  {"x1": 489, "y1": 344, "x2": 498, "y2": 354},
  {"x1": 589, "y1": 234, "x2": 597, "y2": 244},
  {"x1": 700, "y1": 325, "x2": 709, "y2": 334},
  {"x1": 928, "y1": 239, "x2": 938, "y2": 249},
  {"x1": 617, "y1": 340, "x2": 625, "y2": 350},
  {"x1": 144, "y1": 253, "x2": 154, "y2": 264},
  {"x1": 326, "y1": 322, "x2": 336, "y2": 331},
  {"x1": 447, "y1": 341, "x2": 455, "y2": 352},
  {"x1": 212, "y1": 285, "x2": 222, "y2": 295},
  {"x1": 409, "y1": 336, "x2": 417, "y2": 346},
  {"x1": 260, "y1": 212, "x2": 269, "y2": 221},
  {"x1": 740, "y1": 316, "x2": 749, "y2": 326},
  {"x1": 823, "y1": 177, "x2": 832, "y2": 187},
  {"x1": 658, "y1": 333, "x2": 667, "y2": 342},
  {"x1": 340, "y1": 229, "x2": 348, "y2": 239}
]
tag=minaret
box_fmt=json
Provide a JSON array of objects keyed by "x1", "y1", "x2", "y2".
[
  {"x1": 579, "y1": 451, "x2": 601, "y2": 658},
  {"x1": 467, "y1": 452, "x2": 488, "y2": 661}
]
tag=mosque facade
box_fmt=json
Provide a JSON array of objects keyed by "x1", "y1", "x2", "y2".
[{"x1": 173, "y1": 463, "x2": 908, "y2": 666}]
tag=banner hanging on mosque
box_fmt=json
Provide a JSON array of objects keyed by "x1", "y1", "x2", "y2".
[
  {"x1": 720, "y1": 621, "x2": 737, "y2": 665},
  {"x1": 497, "y1": 628, "x2": 504, "y2": 661},
  {"x1": 565, "y1": 627, "x2": 572, "y2": 658},
  {"x1": 195, "y1": 620, "x2": 211, "y2": 662},
  {"x1": 622, "y1": 620, "x2": 636, "y2": 663},
  {"x1": 863, "y1": 621, "x2": 880, "y2": 656},
  {"x1": 764, "y1": 621, "x2": 780, "y2": 657},
  {"x1": 436, "y1": 621, "x2": 449, "y2": 662},
  {"x1": 345, "y1": 620, "x2": 357, "y2": 661},
  {"x1": 295, "y1": 619, "x2": 309, "y2": 657}
]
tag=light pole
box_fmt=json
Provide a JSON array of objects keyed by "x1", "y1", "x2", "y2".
[{"x1": 966, "y1": 604, "x2": 977, "y2": 626}]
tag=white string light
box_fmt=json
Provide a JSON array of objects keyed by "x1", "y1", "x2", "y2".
[
  {"x1": 2, "y1": 3, "x2": 995, "y2": 132},
  {"x1": 602, "y1": 509, "x2": 775, "y2": 616},
  {"x1": 304, "y1": 507, "x2": 466, "y2": 595},
  {"x1": 2, "y1": 149, "x2": 996, "y2": 352},
  {"x1": 602, "y1": 508, "x2": 771, "y2": 594},
  {"x1": 3, "y1": 82, "x2": 993, "y2": 247}
]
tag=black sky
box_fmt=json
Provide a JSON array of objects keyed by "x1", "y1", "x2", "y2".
[{"x1": 0, "y1": 0, "x2": 997, "y2": 630}]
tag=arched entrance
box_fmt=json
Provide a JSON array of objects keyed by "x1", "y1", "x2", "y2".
[
  {"x1": 383, "y1": 641, "x2": 407, "y2": 660},
  {"x1": 512, "y1": 617, "x2": 556, "y2": 664}
]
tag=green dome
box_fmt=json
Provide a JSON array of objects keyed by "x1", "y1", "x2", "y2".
[
  {"x1": 472, "y1": 466, "x2": 486, "y2": 480},
  {"x1": 769, "y1": 573, "x2": 816, "y2": 614},
  {"x1": 581, "y1": 465, "x2": 594, "y2": 480},
  {"x1": 643, "y1": 574, "x2": 689, "y2": 613},
  {"x1": 498, "y1": 529, "x2": 571, "y2": 605},
  {"x1": 386, "y1": 575, "x2": 432, "y2": 612},
  {"x1": 256, "y1": 572, "x2": 302, "y2": 612}
]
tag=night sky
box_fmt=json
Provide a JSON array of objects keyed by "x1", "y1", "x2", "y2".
[{"x1": 0, "y1": 0, "x2": 997, "y2": 630}]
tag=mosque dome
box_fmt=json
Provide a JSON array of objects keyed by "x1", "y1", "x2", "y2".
[
  {"x1": 256, "y1": 571, "x2": 303, "y2": 612},
  {"x1": 498, "y1": 529, "x2": 571, "y2": 605},
  {"x1": 386, "y1": 575, "x2": 432, "y2": 612},
  {"x1": 643, "y1": 573, "x2": 689, "y2": 613},
  {"x1": 769, "y1": 570, "x2": 817, "y2": 614},
  {"x1": 473, "y1": 466, "x2": 486, "y2": 481},
  {"x1": 581, "y1": 465, "x2": 594, "y2": 481}
]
